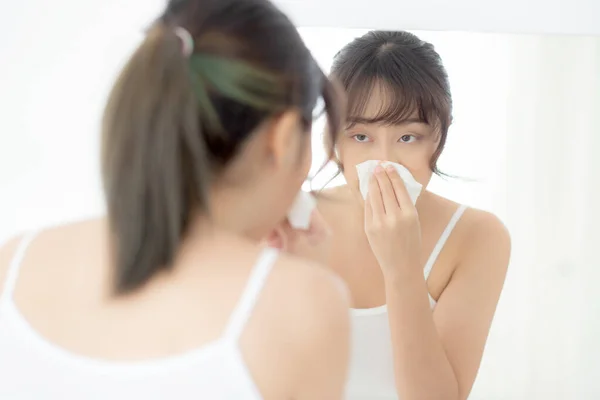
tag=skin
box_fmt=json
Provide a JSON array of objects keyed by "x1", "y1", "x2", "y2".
[
  {"x1": 316, "y1": 92, "x2": 511, "y2": 400},
  {"x1": 0, "y1": 111, "x2": 351, "y2": 400}
]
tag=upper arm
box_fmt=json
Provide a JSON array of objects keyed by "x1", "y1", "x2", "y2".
[
  {"x1": 294, "y1": 266, "x2": 352, "y2": 400},
  {"x1": 0, "y1": 235, "x2": 23, "y2": 298},
  {"x1": 433, "y1": 211, "x2": 511, "y2": 399}
]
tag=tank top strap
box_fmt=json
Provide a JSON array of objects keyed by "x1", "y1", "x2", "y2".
[
  {"x1": 1, "y1": 231, "x2": 39, "y2": 306},
  {"x1": 222, "y1": 247, "x2": 279, "y2": 342},
  {"x1": 423, "y1": 205, "x2": 468, "y2": 279}
]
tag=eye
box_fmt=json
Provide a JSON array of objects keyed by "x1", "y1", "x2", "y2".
[
  {"x1": 399, "y1": 134, "x2": 417, "y2": 143},
  {"x1": 352, "y1": 134, "x2": 371, "y2": 143}
]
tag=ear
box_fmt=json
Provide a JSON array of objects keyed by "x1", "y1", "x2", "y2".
[{"x1": 266, "y1": 110, "x2": 304, "y2": 168}]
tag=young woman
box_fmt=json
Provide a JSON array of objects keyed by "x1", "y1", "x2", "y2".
[
  {"x1": 0, "y1": 1, "x2": 350, "y2": 399},
  {"x1": 318, "y1": 31, "x2": 511, "y2": 400}
]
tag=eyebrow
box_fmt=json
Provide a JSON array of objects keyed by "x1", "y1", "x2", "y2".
[{"x1": 346, "y1": 117, "x2": 427, "y2": 128}]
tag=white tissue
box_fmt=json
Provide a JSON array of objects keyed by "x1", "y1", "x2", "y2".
[
  {"x1": 287, "y1": 191, "x2": 317, "y2": 230},
  {"x1": 355, "y1": 160, "x2": 423, "y2": 205}
]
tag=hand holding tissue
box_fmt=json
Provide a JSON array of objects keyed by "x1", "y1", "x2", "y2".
[
  {"x1": 267, "y1": 191, "x2": 331, "y2": 266},
  {"x1": 356, "y1": 160, "x2": 423, "y2": 276},
  {"x1": 356, "y1": 160, "x2": 422, "y2": 205}
]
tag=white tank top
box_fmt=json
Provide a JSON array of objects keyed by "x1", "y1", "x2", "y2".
[
  {"x1": 345, "y1": 205, "x2": 468, "y2": 399},
  {"x1": 0, "y1": 233, "x2": 279, "y2": 400}
]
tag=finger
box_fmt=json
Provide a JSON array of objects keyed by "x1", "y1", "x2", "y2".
[
  {"x1": 375, "y1": 164, "x2": 400, "y2": 213},
  {"x1": 384, "y1": 164, "x2": 413, "y2": 209},
  {"x1": 367, "y1": 171, "x2": 385, "y2": 217}
]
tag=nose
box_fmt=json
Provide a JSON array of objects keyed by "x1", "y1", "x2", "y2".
[{"x1": 374, "y1": 141, "x2": 394, "y2": 162}]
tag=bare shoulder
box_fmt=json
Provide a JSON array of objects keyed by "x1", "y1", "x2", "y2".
[
  {"x1": 243, "y1": 252, "x2": 351, "y2": 399},
  {"x1": 457, "y1": 207, "x2": 511, "y2": 274},
  {"x1": 426, "y1": 191, "x2": 510, "y2": 252},
  {"x1": 461, "y1": 208, "x2": 511, "y2": 249},
  {"x1": 272, "y1": 253, "x2": 351, "y2": 323},
  {"x1": 269, "y1": 254, "x2": 351, "y2": 395},
  {"x1": 0, "y1": 219, "x2": 106, "y2": 297},
  {"x1": 264, "y1": 252, "x2": 351, "y2": 351},
  {"x1": 424, "y1": 191, "x2": 510, "y2": 273}
]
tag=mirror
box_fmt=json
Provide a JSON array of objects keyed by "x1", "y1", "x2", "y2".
[
  {"x1": 1, "y1": 4, "x2": 598, "y2": 398},
  {"x1": 300, "y1": 27, "x2": 600, "y2": 399}
]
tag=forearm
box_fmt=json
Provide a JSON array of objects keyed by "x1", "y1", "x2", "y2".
[{"x1": 385, "y1": 270, "x2": 459, "y2": 400}]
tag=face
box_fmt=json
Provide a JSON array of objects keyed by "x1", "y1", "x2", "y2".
[{"x1": 338, "y1": 93, "x2": 440, "y2": 196}]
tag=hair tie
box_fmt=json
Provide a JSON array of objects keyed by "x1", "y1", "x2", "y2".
[{"x1": 173, "y1": 27, "x2": 194, "y2": 57}]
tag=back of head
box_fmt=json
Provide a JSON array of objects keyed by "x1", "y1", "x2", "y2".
[
  {"x1": 330, "y1": 31, "x2": 452, "y2": 174},
  {"x1": 101, "y1": 0, "x2": 344, "y2": 294}
]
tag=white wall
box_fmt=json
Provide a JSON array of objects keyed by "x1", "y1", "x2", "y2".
[
  {"x1": 0, "y1": 0, "x2": 164, "y2": 243},
  {"x1": 275, "y1": 0, "x2": 600, "y2": 35}
]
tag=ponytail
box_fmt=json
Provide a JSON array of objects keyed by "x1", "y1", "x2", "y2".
[{"x1": 101, "y1": 24, "x2": 210, "y2": 294}]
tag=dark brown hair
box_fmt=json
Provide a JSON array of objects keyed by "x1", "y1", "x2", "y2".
[
  {"x1": 101, "y1": 0, "x2": 344, "y2": 294},
  {"x1": 330, "y1": 30, "x2": 452, "y2": 175}
]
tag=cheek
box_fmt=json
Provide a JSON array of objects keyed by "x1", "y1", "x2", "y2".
[
  {"x1": 402, "y1": 142, "x2": 437, "y2": 187},
  {"x1": 338, "y1": 148, "x2": 368, "y2": 189}
]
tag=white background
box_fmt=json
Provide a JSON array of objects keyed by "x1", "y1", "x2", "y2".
[
  {"x1": 275, "y1": 0, "x2": 600, "y2": 36},
  {"x1": 1, "y1": 1, "x2": 599, "y2": 399}
]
